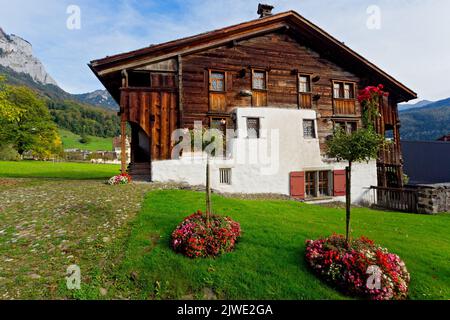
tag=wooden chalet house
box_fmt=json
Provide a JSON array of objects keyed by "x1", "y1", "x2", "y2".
[{"x1": 90, "y1": 5, "x2": 416, "y2": 202}]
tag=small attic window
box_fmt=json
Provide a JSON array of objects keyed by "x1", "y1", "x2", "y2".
[{"x1": 128, "y1": 70, "x2": 151, "y2": 87}]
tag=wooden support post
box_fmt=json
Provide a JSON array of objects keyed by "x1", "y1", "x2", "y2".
[
  {"x1": 345, "y1": 164, "x2": 352, "y2": 244},
  {"x1": 120, "y1": 117, "x2": 127, "y2": 174}
]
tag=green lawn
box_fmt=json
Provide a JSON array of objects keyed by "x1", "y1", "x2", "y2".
[
  {"x1": 105, "y1": 190, "x2": 450, "y2": 300},
  {"x1": 0, "y1": 161, "x2": 120, "y2": 180},
  {"x1": 59, "y1": 129, "x2": 113, "y2": 152}
]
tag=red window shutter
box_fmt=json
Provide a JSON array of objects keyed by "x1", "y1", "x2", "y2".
[
  {"x1": 290, "y1": 172, "x2": 305, "y2": 199},
  {"x1": 333, "y1": 170, "x2": 347, "y2": 196}
]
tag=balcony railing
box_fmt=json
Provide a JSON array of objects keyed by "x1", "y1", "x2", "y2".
[{"x1": 333, "y1": 99, "x2": 356, "y2": 115}]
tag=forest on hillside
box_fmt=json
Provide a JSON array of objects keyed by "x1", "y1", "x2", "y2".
[
  {"x1": 48, "y1": 100, "x2": 120, "y2": 138},
  {"x1": 400, "y1": 105, "x2": 450, "y2": 141}
]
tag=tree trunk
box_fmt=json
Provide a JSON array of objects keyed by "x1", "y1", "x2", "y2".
[
  {"x1": 206, "y1": 156, "x2": 212, "y2": 225},
  {"x1": 345, "y1": 162, "x2": 352, "y2": 244}
]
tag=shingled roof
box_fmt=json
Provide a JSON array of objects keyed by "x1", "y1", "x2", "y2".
[{"x1": 90, "y1": 10, "x2": 417, "y2": 103}]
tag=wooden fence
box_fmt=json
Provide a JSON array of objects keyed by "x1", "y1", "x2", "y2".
[{"x1": 367, "y1": 186, "x2": 419, "y2": 213}]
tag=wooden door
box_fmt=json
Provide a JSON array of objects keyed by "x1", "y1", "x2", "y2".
[{"x1": 121, "y1": 88, "x2": 178, "y2": 161}]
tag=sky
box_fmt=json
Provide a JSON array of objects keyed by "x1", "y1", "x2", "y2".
[{"x1": 0, "y1": 0, "x2": 449, "y2": 102}]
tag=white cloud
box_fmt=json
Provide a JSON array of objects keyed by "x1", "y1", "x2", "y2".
[{"x1": 0, "y1": 0, "x2": 449, "y2": 101}]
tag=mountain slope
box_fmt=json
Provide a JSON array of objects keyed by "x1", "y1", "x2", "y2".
[
  {"x1": 73, "y1": 90, "x2": 118, "y2": 111},
  {"x1": 398, "y1": 100, "x2": 433, "y2": 112},
  {"x1": 400, "y1": 98, "x2": 450, "y2": 141}
]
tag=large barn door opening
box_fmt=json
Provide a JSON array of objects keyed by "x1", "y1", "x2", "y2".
[{"x1": 120, "y1": 88, "x2": 178, "y2": 180}]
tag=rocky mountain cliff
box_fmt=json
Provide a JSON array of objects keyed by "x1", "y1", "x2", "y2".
[
  {"x1": 0, "y1": 27, "x2": 118, "y2": 110},
  {"x1": 0, "y1": 27, "x2": 58, "y2": 86}
]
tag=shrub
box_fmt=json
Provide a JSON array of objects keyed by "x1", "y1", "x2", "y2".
[
  {"x1": 79, "y1": 135, "x2": 91, "y2": 144},
  {"x1": 0, "y1": 144, "x2": 20, "y2": 161},
  {"x1": 305, "y1": 234, "x2": 410, "y2": 300},
  {"x1": 172, "y1": 211, "x2": 241, "y2": 258},
  {"x1": 108, "y1": 173, "x2": 132, "y2": 185}
]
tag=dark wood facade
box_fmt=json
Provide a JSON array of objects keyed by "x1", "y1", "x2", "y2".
[{"x1": 90, "y1": 10, "x2": 416, "y2": 185}]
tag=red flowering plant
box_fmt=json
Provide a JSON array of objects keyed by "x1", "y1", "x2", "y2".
[
  {"x1": 305, "y1": 234, "x2": 410, "y2": 300},
  {"x1": 108, "y1": 173, "x2": 132, "y2": 185},
  {"x1": 171, "y1": 211, "x2": 241, "y2": 258},
  {"x1": 358, "y1": 84, "x2": 389, "y2": 128}
]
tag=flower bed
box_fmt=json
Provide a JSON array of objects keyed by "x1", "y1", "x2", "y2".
[
  {"x1": 108, "y1": 173, "x2": 132, "y2": 185},
  {"x1": 171, "y1": 211, "x2": 241, "y2": 258},
  {"x1": 305, "y1": 235, "x2": 410, "y2": 300}
]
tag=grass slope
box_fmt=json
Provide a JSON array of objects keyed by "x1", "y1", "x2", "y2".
[
  {"x1": 0, "y1": 161, "x2": 120, "y2": 180},
  {"x1": 112, "y1": 190, "x2": 450, "y2": 300},
  {"x1": 59, "y1": 129, "x2": 113, "y2": 152}
]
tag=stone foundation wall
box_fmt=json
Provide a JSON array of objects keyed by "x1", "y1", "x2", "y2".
[{"x1": 416, "y1": 184, "x2": 450, "y2": 214}]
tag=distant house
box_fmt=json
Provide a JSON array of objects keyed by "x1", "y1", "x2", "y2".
[
  {"x1": 437, "y1": 134, "x2": 450, "y2": 142},
  {"x1": 89, "y1": 5, "x2": 416, "y2": 202},
  {"x1": 113, "y1": 136, "x2": 131, "y2": 163}
]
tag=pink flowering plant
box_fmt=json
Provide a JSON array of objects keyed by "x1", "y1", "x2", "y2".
[
  {"x1": 171, "y1": 211, "x2": 241, "y2": 258},
  {"x1": 305, "y1": 234, "x2": 410, "y2": 300},
  {"x1": 108, "y1": 173, "x2": 132, "y2": 185}
]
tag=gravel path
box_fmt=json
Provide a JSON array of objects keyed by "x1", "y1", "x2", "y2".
[{"x1": 0, "y1": 178, "x2": 161, "y2": 299}]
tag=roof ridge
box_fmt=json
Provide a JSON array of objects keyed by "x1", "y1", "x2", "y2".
[{"x1": 91, "y1": 10, "x2": 293, "y2": 65}]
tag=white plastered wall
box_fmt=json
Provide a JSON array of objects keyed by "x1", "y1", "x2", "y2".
[{"x1": 152, "y1": 107, "x2": 377, "y2": 204}]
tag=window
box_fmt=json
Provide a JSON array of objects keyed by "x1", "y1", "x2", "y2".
[
  {"x1": 344, "y1": 83, "x2": 354, "y2": 99},
  {"x1": 318, "y1": 171, "x2": 331, "y2": 197},
  {"x1": 299, "y1": 75, "x2": 311, "y2": 93},
  {"x1": 247, "y1": 118, "x2": 260, "y2": 139},
  {"x1": 303, "y1": 120, "x2": 316, "y2": 139},
  {"x1": 252, "y1": 70, "x2": 267, "y2": 90},
  {"x1": 299, "y1": 74, "x2": 312, "y2": 108},
  {"x1": 333, "y1": 81, "x2": 355, "y2": 99},
  {"x1": 335, "y1": 121, "x2": 357, "y2": 134},
  {"x1": 306, "y1": 171, "x2": 332, "y2": 198},
  {"x1": 210, "y1": 71, "x2": 225, "y2": 92},
  {"x1": 334, "y1": 82, "x2": 343, "y2": 98},
  {"x1": 128, "y1": 71, "x2": 151, "y2": 87},
  {"x1": 305, "y1": 172, "x2": 317, "y2": 198},
  {"x1": 219, "y1": 168, "x2": 232, "y2": 185}
]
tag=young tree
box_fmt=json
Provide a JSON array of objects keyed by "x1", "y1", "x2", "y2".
[{"x1": 326, "y1": 85, "x2": 387, "y2": 243}]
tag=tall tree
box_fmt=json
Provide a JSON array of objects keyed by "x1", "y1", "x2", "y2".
[
  {"x1": 0, "y1": 76, "x2": 22, "y2": 122},
  {"x1": 0, "y1": 84, "x2": 62, "y2": 158}
]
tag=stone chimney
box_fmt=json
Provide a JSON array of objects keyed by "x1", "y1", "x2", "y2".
[{"x1": 257, "y1": 3, "x2": 274, "y2": 18}]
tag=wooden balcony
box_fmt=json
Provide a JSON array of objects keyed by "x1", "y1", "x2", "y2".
[{"x1": 333, "y1": 99, "x2": 356, "y2": 115}]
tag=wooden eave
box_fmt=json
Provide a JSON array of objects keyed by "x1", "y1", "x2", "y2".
[{"x1": 90, "y1": 10, "x2": 417, "y2": 103}]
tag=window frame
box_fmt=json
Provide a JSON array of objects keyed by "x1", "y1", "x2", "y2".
[
  {"x1": 251, "y1": 69, "x2": 268, "y2": 91},
  {"x1": 305, "y1": 170, "x2": 333, "y2": 199},
  {"x1": 246, "y1": 117, "x2": 261, "y2": 139},
  {"x1": 298, "y1": 74, "x2": 312, "y2": 93},
  {"x1": 334, "y1": 120, "x2": 358, "y2": 134},
  {"x1": 209, "y1": 70, "x2": 227, "y2": 92},
  {"x1": 332, "y1": 80, "x2": 356, "y2": 100},
  {"x1": 303, "y1": 119, "x2": 317, "y2": 139},
  {"x1": 219, "y1": 168, "x2": 232, "y2": 185},
  {"x1": 305, "y1": 171, "x2": 317, "y2": 198}
]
